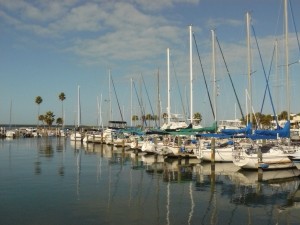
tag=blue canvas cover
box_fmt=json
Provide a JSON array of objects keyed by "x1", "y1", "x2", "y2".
[
  {"x1": 254, "y1": 120, "x2": 290, "y2": 138},
  {"x1": 221, "y1": 122, "x2": 252, "y2": 135}
]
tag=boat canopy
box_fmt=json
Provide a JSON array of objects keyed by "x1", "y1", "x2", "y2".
[
  {"x1": 221, "y1": 122, "x2": 252, "y2": 135},
  {"x1": 254, "y1": 120, "x2": 290, "y2": 138},
  {"x1": 176, "y1": 121, "x2": 217, "y2": 134}
]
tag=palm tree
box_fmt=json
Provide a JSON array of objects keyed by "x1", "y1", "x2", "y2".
[
  {"x1": 38, "y1": 115, "x2": 45, "y2": 127},
  {"x1": 58, "y1": 92, "x2": 66, "y2": 127},
  {"x1": 278, "y1": 111, "x2": 288, "y2": 121},
  {"x1": 145, "y1": 114, "x2": 152, "y2": 128},
  {"x1": 162, "y1": 113, "x2": 168, "y2": 123},
  {"x1": 44, "y1": 111, "x2": 55, "y2": 128},
  {"x1": 193, "y1": 112, "x2": 202, "y2": 125},
  {"x1": 56, "y1": 117, "x2": 63, "y2": 126},
  {"x1": 132, "y1": 115, "x2": 139, "y2": 126},
  {"x1": 35, "y1": 96, "x2": 43, "y2": 127},
  {"x1": 152, "y1": 115, "x2": 158, "y2": 127}
]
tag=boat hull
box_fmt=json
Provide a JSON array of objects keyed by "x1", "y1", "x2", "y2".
[
  {"x1": 233, "y1": 151, "x2": 294, "y2": 170},
  {"x1": 200, "y1": 147, "x2": 234, "y2": 162}
]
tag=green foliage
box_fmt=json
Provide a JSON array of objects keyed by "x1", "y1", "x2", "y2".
[
  {"x1": 58, "y1": 92, "x2": 66, "y2": 102},
  {"x1": 193, "y1": 112, "x2": 202, "y2": 125},
  {"x1": 43, "y1": 111, "x2": 55, "y2": 127},
  {"x1": 35, "y1": 96, "x2": 43, "y2": 105},
  {"x1": 278, "y1": 111, "x2": 288, "y2": 120},
  {"x1": 56, "y1": 117, "x2": 63, "y2": 126},
  {"x1": 58, "y1": 92, "x2": 66, "y2": 126},
  {"x1": 162, "y1": 113, "x2": 168, "y2": 123},
  {"x1": 132, "y1": 115, "x2": 139, "y2": 121},
  {"x1": 241, "y1": 111, "x2": 290, "y2": 128},
  {"x1": 38, "y1": 115, "x2": 44, "y2": 124}
]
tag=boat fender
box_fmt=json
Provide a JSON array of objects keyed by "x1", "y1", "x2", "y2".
[{"x1": 259, "y1": 163, "x2": 269, "y2": 169}]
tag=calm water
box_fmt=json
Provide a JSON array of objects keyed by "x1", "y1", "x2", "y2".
[{"x1": 1, "y1": 137, "x2": 300, "y2": 225}]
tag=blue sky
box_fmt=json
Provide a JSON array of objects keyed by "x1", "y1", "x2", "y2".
[{"x1": 0, "y1": 0, "x2": 300, "y2": 126}]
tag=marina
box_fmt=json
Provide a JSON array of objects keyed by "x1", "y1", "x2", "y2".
[
  {"x1": 1, "y1": 0, "x2": 300, "y2": 224},
  {"x1": 1, "y1": 136, "x2": 300, "y2": 225}
]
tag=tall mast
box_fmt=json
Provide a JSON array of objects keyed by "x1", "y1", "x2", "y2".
[
  {"x1": 100, "y1": 94, "x2": 103, "y2": 129},
  {"x1": 246, "y1": 12, "x2": 252, "y2": 124},
  {"x1": 284, "y1": 0, "x2": 290, "y2": 121},
  {"x1": 130, "y1": 78, "x2": 133, "y2": 127},
  {"x1": 77, "y1": 85, "x2": 81, "y2": 127},
  {"x1": 189, "y1": 25, "x2": 193, "y2": 124},
  {"x1": 167, "y1": 48, "x2": 171, "y2": 124},
  {"x1": 109, "y1": 69, "x2": 112, "y2": 121},
  {"x1": 211, "y1": 29, "x2": 217, "y2": 122},
  {"x1": 157, "y1": 69, "x2": 161, "y2": 127},
  {"x1": 275, "y1": 40, "x2": 279, "y2": 120}
]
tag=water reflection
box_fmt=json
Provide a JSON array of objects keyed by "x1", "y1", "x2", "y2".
[
  {"x1": 1, "y1": 138, "x2": 300, "y2": 225},
  {"x1": 38, "y1": 137, "x2": 54, "y2": 157}
]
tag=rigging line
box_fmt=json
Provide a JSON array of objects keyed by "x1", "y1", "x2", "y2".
[
  {"x1": 133, "y1": 80, "x2": 147, "y2": 127},
  {"x1": 141, "y1": 74, "x2": 157, "y2": 127},
  {"x1": 289, "y1": 0, "x2": 300, "y2": 56},
  {"x1": 251, "y1": 25, "x2": 278, "y2": 128},
  {"x1": 193, "y1": 33, "x2": 215, "y2": 120},
  {"x1": 215, "y1": 36, "x2": 245, "y2": 121},
  {"x1": 110, "y1": 74, "x2": 124, "y2": 121},
  {"x1": 259, "y1": 42, "x2": 280, "y2": 128},
  {"x1": 170, "y1": 56, "x2": 187, "y2": 122}
]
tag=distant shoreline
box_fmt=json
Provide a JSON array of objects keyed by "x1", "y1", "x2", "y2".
[{"x1": 0, "y1": 124, "x2": 101, "y2": 129}]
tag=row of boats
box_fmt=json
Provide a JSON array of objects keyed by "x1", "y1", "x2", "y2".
[{"x1": 69, "y1": 120, "x2": 300, "y2": 171}]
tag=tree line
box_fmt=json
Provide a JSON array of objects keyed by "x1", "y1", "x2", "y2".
[
  {"x1": 131, "y1": 112, "x2": 202, "y2": 127},
  {"x1": 241, "y1": 111, "x2": 293, "y2": 128},
  {"x1": 35, "y1": 92, "x2": 66, "y2": 127}
]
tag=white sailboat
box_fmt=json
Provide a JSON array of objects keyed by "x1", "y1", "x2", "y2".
[
  {"x1": 160, "y1": 48, "x2": 188, "y2": 131},
  {"x1": 6, "y1": 100, "x2": 16, "y2": 138},
  {"x1": 232, "y1": 7, "x2": 299, "y2": 170},
  {"x1": 70, "y1": 85, "x2": 83, "y2": 141}
]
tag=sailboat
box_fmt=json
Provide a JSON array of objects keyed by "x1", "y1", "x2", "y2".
[
  {"x1": 70, "y1": 85, "x2": 83, "y2": 141},
  {"x1": 6, "y1": 100, "x2": 16, "y2": 138},
  {"x1": 160, "y1": 48, "x2": 188, "y2": 131},
  {"x1": 232, "y1": 6, "x2": 299, "y2": 170}
]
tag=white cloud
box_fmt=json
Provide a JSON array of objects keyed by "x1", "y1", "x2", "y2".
[
  {"x1": 130, "y1": 0, "x2": 200, "y2": 11},
  {"x1": 0, "y1": 0, "x2": 76, "y2": 21},
  {"x1": 49, "y1": 3, "x2": 107, "y2": 33},
  {"x1": 206, "y1": 18, "x2": 243, "y2": 29}
]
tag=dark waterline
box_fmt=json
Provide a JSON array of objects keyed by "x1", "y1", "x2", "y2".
[{"x1": 0, "y1": 137, "x2": 300, "y2": 225}]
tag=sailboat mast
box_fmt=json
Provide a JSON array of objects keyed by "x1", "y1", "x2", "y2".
[
  {"x1": 246, "y1": 12, "x2": 253, "y2": 124},
  {"x1": 211, "y1": 29, "x2": 217, "y2": 122},
  {"x1": 284, "y1": 0, "x2": 290, "y2": 121},
  {"x1": 167, "y1": 48, "x2": 171, "y2": 124},
  {"x1": 100, "y1": 94, "x2": 103, "y2": 129},
  {"x1": 157, "y1": 69, "x2": 161, "y2": 127},
  {"x1": 77, "y1": 85, "x2": 81, "y2": 127},
  {"x1": 130, "y1": 78, "x2": 133, "y2": 127},
  {"x1": 275, "y1": 40, "x2": 279, "y2": 120},
  {"x1": 109, "y1": 69, "x2": 112, "y2": 121},
  {"x1": 9, "y1": 99, "x2": 12, "y2": 129},
  {"x1": 189, "y1": 25, "x2": 193, "y2": 124}
]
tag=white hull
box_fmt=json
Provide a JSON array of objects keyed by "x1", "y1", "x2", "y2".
[
  {"x1": 141, "y1": 141, "x2": 171, "y2": 155},
  {"x1": 199, "y1": 146, "x2": 234, "y2": 162},
  {"x1": 6, "y1": 130, "x2": 16, "y2": 138},
  {"x1": 233, "y1": 149, "x2": 294, "y2": 170},
  {"x1": 83, "y1": 134, "x2": 103, "y2": 143}
]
